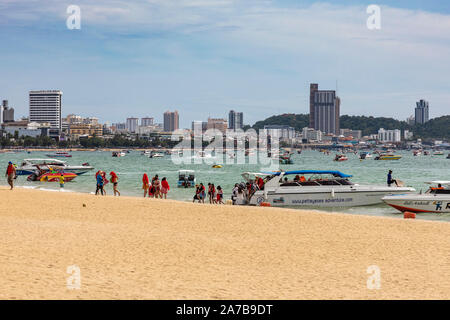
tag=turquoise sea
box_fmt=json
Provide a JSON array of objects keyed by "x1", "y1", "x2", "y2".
[{"x1": 1, "y1": 150, "x2": 449, "y2": 221}]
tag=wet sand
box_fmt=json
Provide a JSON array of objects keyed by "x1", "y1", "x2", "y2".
[{"x1": 0, "y1": 187, "x2": 449, "y2": 299}]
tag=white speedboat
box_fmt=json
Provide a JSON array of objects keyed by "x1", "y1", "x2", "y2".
[
  {"x1": 242, "y1": 170, "x2": 415, "y2": 207},
  {"x1": 149, "y1": 152, "x2": 164, "y2": 158},
  {"x1": 112, "y1": 151, "x2": 126, "y2": 157},
  {"x1": 16, "y1": 159, "x2": 94, "y2": 176},
  {"x1": 382, "y1": 181, "x2": 450, "y2": 213}
]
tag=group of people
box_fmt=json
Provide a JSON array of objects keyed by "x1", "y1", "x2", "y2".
[
  {"x1": 142, "y1": 173, "x2": 170, "y2": 199},
  {"x1": 95, "y1": 170, "x2": 120, "y2": 196},
  {"x1": 192, "y1": 183, "x2": 224, "y2": 204}
]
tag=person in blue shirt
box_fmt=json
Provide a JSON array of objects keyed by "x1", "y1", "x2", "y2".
[
  {"x1": 387, "y1": 170, "x2": 398, "y2": 187},
  {"x1": 96, "y1": 171, "x2": 105, "y2": 195}
]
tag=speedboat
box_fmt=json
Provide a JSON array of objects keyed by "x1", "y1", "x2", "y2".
[
  {"x1": 28, "y1": 171, "x2": 77, "y2": 182},
  {"x1": 16, "y1": 159, "x2": 94, "y2": 176},
  {"x1": 374, "y1": 154, "x2": 402, "y2": 160},
  {"x1": 46, "y1": 152, "x2": 72, "y2": 158},
  {"x1": 112, "y1": 151, "x2": 126, "y2": 157},
  {"x1": 334, "y1": 154, "x2": 348, "y2": 162},
  {"x1": 149, "y1": 152, "x2": 164, "y2": 158},
  {"x1": 177, "y1": 170, "x2": 196, "y2": 188},
  {"x1": 382, "y1": 181, "x2": 450, "y2": 213},
  {"x1": 433, "y1": 150, "x2": 444, "y2": 156},
  {"x1": 242, "y1": 170, "x2": 415, "y2": 207}
]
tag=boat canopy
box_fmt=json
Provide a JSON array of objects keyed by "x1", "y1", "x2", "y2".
[
  {"x1": 426, "y1": 181, "x2": 450, "y2": 186},
  {"x1": 24, "y1": 159, "x2": 66, "y2": 164},
  {"x1": 264, "y1": 170, "x2": 353, "y2": 178}
]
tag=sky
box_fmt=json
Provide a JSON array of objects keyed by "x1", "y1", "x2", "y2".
[{"x1": 0, "y1": 0, "x2": 449, "y2": 128}]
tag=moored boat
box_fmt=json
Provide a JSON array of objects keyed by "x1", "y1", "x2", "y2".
[
  {"x1": 16, "y1": 159, "x2": 94, "y2": 176},
  {"x1": 382, "y1": 181, "x2": 450, "y2": 213},
  {"x1": 374, "y1": 154, "x2": 402, "y2": 160},
  {"x1": 177, "y1": 170, "x2": 196, "y2": 188},
  {"x1": 241, "y1": 170, "x2": 415, "y2": 207},
  {"x1": 334, "y1": 154, "x2": 348, "y2": 162},
  {"x1": 46, "y1": 152, "x2": 72, "y2": 158}
]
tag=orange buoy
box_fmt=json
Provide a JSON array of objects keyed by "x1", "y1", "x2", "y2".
[
  {"x1": 260, "y1": 202, "x2": 271, "y2": 207},
  {"x1": 404, "y1": 211, "x2": 416, "y2": 219}
]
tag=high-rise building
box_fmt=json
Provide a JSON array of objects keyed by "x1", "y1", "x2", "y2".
[
  {"x1": 126, "y1": 117, "x2": 139, "y2": 133},
  {"x1": 1, "y1": 100, "x2": 14, "y2": 123},
  {"x1": 228, "y1": 110, "x2": 243, "y2": 130},
  {"x1": 206, "y1": 118, "x2": 228, "y2": 133},
  {"x1": 163, "y1": 110, "x2": 179, "y2": 132},
  {"x1": 415, "y1": 99, "x2": 429, "y2": 124},
  {"x1": 141, "y1": 117, "x2": 154, "y2": 127},
  {"x1": 309, "y1": 83, "x2": 340, "y2": 135},
  {"x1": 29, "y1": 90, "x2": 62, "y2": 137}
]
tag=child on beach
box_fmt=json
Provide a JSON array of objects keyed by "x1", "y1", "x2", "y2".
[
  {"x1": 59, "y1": 173, "x2": 64, "y2": 189},
  {"x1": 142, "y1": 173, "x2": 150, "y2": 197},
  {"x1": 216, "y1": 186, "x2": 224, "y2": 204},
  {"x1": 161, "y1": 177, "x2": 170, "y2": 199},
  {"x1": 110, "y1": 171, "x2": 120, "y2": 196}
]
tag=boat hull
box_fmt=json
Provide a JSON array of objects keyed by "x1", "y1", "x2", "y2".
[
  {"x1": 382, "y1": 194, "x2": 450, "y2": 213},
  {"x1": 249, "y1": 186, "x2": 415, "y2": 207}
]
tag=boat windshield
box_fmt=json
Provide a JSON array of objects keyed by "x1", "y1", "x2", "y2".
[{"x1": 279, "y1": 174, "x2": 353, "y2": 187}]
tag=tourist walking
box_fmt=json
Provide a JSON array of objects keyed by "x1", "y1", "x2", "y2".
[
  {"x1": 110, "y1": 171, "x2": 120, "y2": 196},
  {"x1": 96, "y1": 171, "x2": 105, "y2": 195},
  {"x1": 161, "y1": 177, "x2": 170, "y2": 199},
  {"x1": 5, "y1": 161, "x2": 16, "y2": 190},
  {"x1": 142, "y1": 173, "x2": 150, "y2": 197}
]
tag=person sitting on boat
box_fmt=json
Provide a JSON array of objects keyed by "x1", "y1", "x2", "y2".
[
  {"x1": 294, "y1": 175, "x2": 300, "y2": 182},
  {"x1": 300, "y1": 176, "x2": 306, "y2": 182},
  {"x1": 429, "y1": 184, "x2": 444, "y2": 192},
  {"x1": 387, "y1": 170, "x2": 398, "y2": 187}
]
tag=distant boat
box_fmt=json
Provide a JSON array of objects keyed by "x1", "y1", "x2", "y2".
[
  {"x1": 433, "y1": 150, "x2": 444, "y2": 156},
  {"x1": 334, "y1": 154, "x2": 348, "y2": 162},
  {"x1": 46, "y1": 152, "x2": 72, "y2": 158},
  {"x1": 374, "y1": 154, "x2": 402, "y2": 160},
  {"x1": 112, "y1": 151, "x2": 125, "y2": 157},
  {"x1": 149, "y1": 151, "x2": 164, "y2": 158}
]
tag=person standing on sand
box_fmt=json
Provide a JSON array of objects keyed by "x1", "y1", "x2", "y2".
[
  {"x1": 96, "y1": 171, "x2": 105, "y2": 195},
  {"x1": 142, "y1": 173, "x2": 150, "y2": 197},
  {"x1": 161, "y1": 177, "x2": 170, "y2": 199},
  {"x1": 152, "y1": 175, "x2": 161, "y2": 198},
  {"x1": 199, "y1": 183, "x2": 206, "y2": 203},
  {"x1": 101, "y1": 171, "x2": 108, "y2": 195},
  {"x1": 59, "y1": 173, "x2": 65, "y2": 189},
  {"x1": 110, "y1": 171, "x2": 120, "y2": 196},
  {"x1": 216, "y1": 186, "x2": 224, "y2": 204},
  {"x1": 5, "y1": 161, "x2": 16, "y2": 190}
]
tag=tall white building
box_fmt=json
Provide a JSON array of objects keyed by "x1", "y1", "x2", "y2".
[
  {"x1": 29, "y1": 90, "x2": 62, "y2": 136},
  {"x1": 378, "y1": 128, "x2": 401, "y2": 143},
  {"x1": 126, "y1": 117, "x2": 139, "y2": 133}
]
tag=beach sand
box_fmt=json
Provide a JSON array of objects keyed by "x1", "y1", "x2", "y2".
[{"x1": 1, "y1": 187, "x2": 450, "y2": 299}]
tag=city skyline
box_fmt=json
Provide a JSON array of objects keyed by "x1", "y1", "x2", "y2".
[{"x1": 0, "y1": 1, "x2": 449, "y2": 127}]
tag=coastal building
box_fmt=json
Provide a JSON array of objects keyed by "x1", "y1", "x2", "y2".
[
  {"x1": 207, "y1": 118, "x2": 228, "y2": 133},
  {"x1": 192, "y1": 121, "x2": 208, "y2": 133},
  {"x1": 309, "y1": 83, "x2": 340, "y2": 135},
  {"x1": 126, "y1": 117, "x2": 139, "y2": 133},
  {"x1": 138, "y1": 124, "x2": 163, "y2": 135},
  {"x1": 415, "y1": 99, "x2": 429, "y2": 124},
  {"x1": 406, "y1": 115, "x2": 415, "y2": 126},
  {"x1": 2, "y1": 120, "x2": 50, "y2": 137},
  {"x1": 302, "y1": 127, "x2": 322, "y2": 142},
  {"x1": 141, "y1": 117, "x2": 154, "y2": 127},
  {"x1": 378, "y1": 128, "x2": 401, "y2": 143},
  {"x1": 340, "y1": 128, "x2": 362, "y2": 140},
  {"x1": 264, "y1": 125, "x2": 296, "y2": 141},
  {"x1": 228, "y1": 110, "x2": 244, "y2": 130},
  {"x1": 2, "y1": 100, "x2": 14, "y2": 123},
  {"x1": 29, "y1": 90, "x2": 62, "y2": 138},
  {"x1": 404, "y1": 130, "x2": 413, "y2": 140},
  {"x1": 163, "y1": 110, "x2": 179, "y2": 132},
  {"x1": 68, "y1": 123, "x2": 103, "y2": 139}
]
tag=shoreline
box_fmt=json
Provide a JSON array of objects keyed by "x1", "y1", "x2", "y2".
[{"x1": 1, "y1": 187, "x2": 450, "y2": 299}]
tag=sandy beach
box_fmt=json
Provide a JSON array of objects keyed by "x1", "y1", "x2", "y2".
[{"x1": 1, "y1": 187, "x2": 450, "y2": 299}]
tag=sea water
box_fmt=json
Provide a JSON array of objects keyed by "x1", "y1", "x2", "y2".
[{"x1": 1, "y1": 150, "x2": 449, "y2": 221}]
